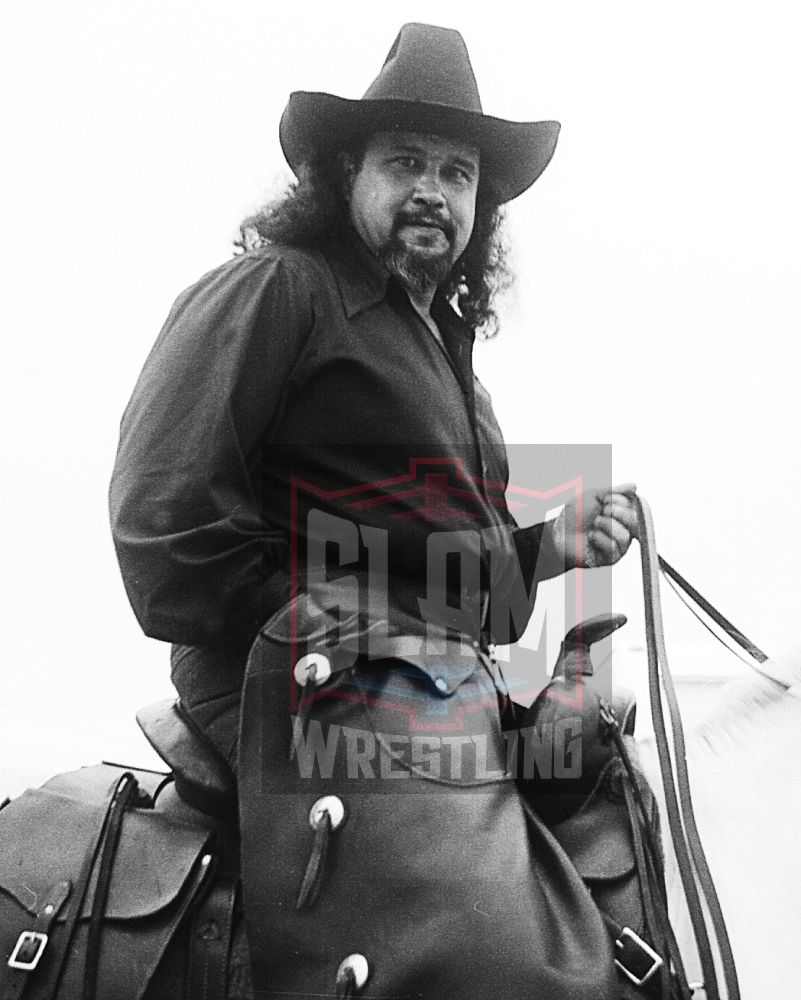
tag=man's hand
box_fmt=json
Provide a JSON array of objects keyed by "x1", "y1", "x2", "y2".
[{"x1": 546, "y1": 483, "x2": 638, "y2": 572}]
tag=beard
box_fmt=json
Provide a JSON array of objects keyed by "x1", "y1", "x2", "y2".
[{"x1": 377, "y1": 213, "x2": 458, "y2": 293}]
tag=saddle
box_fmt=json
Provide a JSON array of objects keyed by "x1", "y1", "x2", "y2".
[
  {"x1": 0, "y1": 616, "x2": 677, "y2": 1000},
  {"x1": 0, "y1": 707, "x2": 242, "y2": 1000}
]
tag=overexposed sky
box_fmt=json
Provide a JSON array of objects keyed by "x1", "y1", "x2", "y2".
[{"x1": 2, "y1": 1, "x2": 799, "y2": 791}]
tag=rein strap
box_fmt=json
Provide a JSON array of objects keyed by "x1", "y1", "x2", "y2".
[
  {"x1": 657, "y1": 557, "x2": 768, "y2": 665},
  {"x1": 635, "y1": 497, "x2": 740, "y2": 1000}
]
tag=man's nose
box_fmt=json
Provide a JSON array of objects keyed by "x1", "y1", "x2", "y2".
[{"x1": 412, "y1": 169, "x2": 446, "y2": 208}]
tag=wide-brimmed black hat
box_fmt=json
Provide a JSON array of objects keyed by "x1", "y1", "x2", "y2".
[{"x1": 279, "y1": 23, "x2": 560, "y2": 204}]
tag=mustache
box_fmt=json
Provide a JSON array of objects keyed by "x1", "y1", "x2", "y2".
[{"x1": 393, "y1": 211, "x2": 455, "y2": 242}]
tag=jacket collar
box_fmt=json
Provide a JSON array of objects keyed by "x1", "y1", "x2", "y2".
[
  {"x1": 322, "y1": 230, "x2": 391, "y2": 319},
  {"x1": 322, "y1": 229, "x2": 477, "y2": 356}
]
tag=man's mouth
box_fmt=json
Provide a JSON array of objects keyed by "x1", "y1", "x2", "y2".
[{"x1": 396, "y1": 216, "x2": 454, "y2": 241}]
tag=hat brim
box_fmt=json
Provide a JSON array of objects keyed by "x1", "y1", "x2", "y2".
[{"x1": 280, "y1": 91, "x2": 560, "y2": 204}]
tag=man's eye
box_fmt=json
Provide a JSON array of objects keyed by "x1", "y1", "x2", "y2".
[
  {"x1": 392, "y1": 155, "x2": 419, "y2": 169},
  {"x1": 445, "y1": 166, "x2": 472, "y2": 184}
]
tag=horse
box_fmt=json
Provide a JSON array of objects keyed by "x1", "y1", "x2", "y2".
[{"x1": 636, "y1": 644, "x2": 801, "y2": 1000}]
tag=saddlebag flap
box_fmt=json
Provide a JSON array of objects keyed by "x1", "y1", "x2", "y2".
[
  {"x1": 551, "y1": 764, "x2": 636, "y2": 882},
  {"x1": 550, "y1": 755, "x2": 662, "y2": 941},
  {"x1": 0, "y1": 764, "x2": 214, "y2": 1000}
]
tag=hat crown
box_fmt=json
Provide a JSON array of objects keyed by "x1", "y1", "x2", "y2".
[{"x1": 362, "y1": 23, "x2": 483, "y2": 114}]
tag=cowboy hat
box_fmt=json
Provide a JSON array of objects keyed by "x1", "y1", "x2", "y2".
[{"x1": 279, "y1": 23, "x2": 560, "y2": 204}]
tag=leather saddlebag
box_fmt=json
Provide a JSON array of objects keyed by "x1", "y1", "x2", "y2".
[{"x1": 0, "y1": 763, "x2": 215, "y2": 1000}]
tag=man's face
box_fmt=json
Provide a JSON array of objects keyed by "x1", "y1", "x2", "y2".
[{"x1": 347, "y1": 130, "x2": 480, "y2": 292}]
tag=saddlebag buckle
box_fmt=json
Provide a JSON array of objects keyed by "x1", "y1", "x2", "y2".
[
  {"x1": 614, "y1": 926, "x2": 663, "y2": 987},
  {"x1": 7, "y1": 930, "x2": 48, "y2": 971}
]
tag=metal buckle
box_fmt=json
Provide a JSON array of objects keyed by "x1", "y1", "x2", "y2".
[
  {"x1": 614, "y1": 927, "x2": 663, "y2": 987},
  {"x1": 7, "y1": 931, "x2": 48, "y2": 971}
]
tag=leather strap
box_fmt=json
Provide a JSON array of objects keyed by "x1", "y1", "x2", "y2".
[
  {"x1": 186, "y1": 869, "x2": 237, "y2": 1000},
  {"x1": 621, "y1": 777, "x2": 692, "y2": 1000},
  {"x1": 658, "y1": 557, "x2": 768, "y2": 664},
  {"x1": 1, "y1": 881, "x2": 71, "y2": 1000},
  {"x1": 82, "y1": 774, "x2": 139, "y2": 1000},
  {"x1": 634, "y1": 497, "x2": 740, "y2": 1000},
  {"x1": 600, "y1": 703, "x2": 692, "y2": 1000},
  {"x1": 38, "y1": 772, "x2": 139, "y2": 1000}
]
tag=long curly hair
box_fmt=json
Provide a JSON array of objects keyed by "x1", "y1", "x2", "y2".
[{"x1": 235, "y1": 145, "x2": 512, "y2": 338}]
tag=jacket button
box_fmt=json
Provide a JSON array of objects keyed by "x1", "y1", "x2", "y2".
[
  {"x1": 309, "y1": 795, "x2": 346, "y2": 832},
  {"x1": 336, "y1": 953, "x2": 369, "y2": 991},
  {"x1": 293, "y1": 652, "x2": 332, "y2": 687}
]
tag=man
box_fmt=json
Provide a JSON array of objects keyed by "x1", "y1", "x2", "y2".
[{"x1": 111, "y1": 23, "x2": 637, "y2": 999}]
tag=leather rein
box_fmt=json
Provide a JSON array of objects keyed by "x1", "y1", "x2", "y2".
[{"x1": 633, "y1": 494, "x2": 782, "y2": 1000}]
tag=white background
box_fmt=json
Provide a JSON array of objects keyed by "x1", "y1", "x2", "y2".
[{"x1": 2, "y1": 1, "x2": 799, "y2": 795}]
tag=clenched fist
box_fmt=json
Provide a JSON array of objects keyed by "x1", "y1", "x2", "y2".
[{"x1": 544, "y1": 483, "x2": 639, "y2": 572}]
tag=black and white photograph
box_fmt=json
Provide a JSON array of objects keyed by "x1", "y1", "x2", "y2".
[{"x1": 2, "y1": 2, "x2": 799, "y2": 997}]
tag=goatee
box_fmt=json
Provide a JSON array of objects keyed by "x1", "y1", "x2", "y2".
[
  {"x1": 378, "y1": 241, "x2": 454, "y2": 292},
  {"x1": 378, "y1": 213, "x2": 458, "y2": 292}
]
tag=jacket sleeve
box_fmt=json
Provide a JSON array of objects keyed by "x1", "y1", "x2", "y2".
[
  {"x1": 109, "y1": 251, "x2": 314, "y2": 647},
  {"x1": 482, "y1": 521, "x2": 545, "y2": 645}
]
